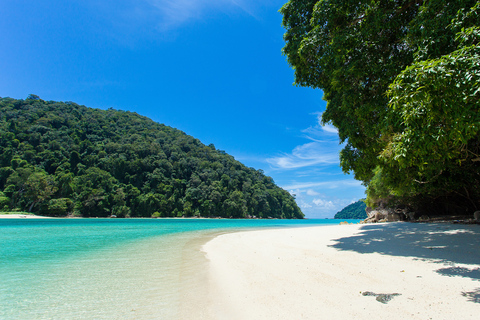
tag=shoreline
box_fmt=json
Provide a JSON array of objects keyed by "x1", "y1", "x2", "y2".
[
  {"x1": 201, "y1": 222, "x2": 480, "y2": 319},
  {"x1": 0, "y1": 214, "x2": 315, "y2": 220},
  {"x1": 0, "y1": 213, "x2": 52, "y2": 219}
]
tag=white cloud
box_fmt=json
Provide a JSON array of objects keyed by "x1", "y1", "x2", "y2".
[
  {"x1": 229, "y1": 0, "x2": 258, "y2": 18},
  {"x1": 283, "y1": 179, "x2": 363, "y2": 191},
  {"x1": 266, "y1": 112, "x2": 343, "y2": 170},
  {"x1": 312, "y1": 198, "x2": 336, "y2": 210},
  {"x1": 287, "y1": 185, "x2": 365, "y2": 218},
  {"x1": 306, "y1": 189, "x2": 320, "y2": 196},
  {"x1": 302, "y1": 112, "x2": 339, "y2": 137},
  {"x1": 88, "y1": 0, "x2": 264, "y2": 36},
  {"x1": 143, "y1": 0, "x2": 260, "y2": 30},
  {"x1": 307, "y1": 196, "x2": 356, "y2": 216},
  {"x1": 321, "y1": 123, "x2": 339, "y2": 134},
  {"x1": 262, "y1": 112, "x2": 365, "y2": 218},
  {"x1": 147, "y1": 0, "x2": 201, "y2": 24},
  {"x1": 266, "y1": 141, "x2": 340, "y2": 169},
  {"x1": 300, "y1": 202, "x2": 313, "y2": 209},
  {"x1": 288, "y1": 189, "x2": 313, "y2": 209}
]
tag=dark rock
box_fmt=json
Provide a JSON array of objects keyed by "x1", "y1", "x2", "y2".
[{"x1": 361, "y1": 291, "x2": 401, "y2": 304}]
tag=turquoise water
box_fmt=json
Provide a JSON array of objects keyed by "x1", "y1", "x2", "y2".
[{"x1": 0, "y1": 218, "x2": 357, "y2": 319}]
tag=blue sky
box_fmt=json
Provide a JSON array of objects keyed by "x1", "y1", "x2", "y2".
[{"x1": 0, "y1": 0, "x2": 365, "y2": 218}]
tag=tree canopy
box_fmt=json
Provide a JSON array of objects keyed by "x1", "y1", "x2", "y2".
[
  {"x1": 281, "y1": 0, "x2": 480, "y2": 216},
  {"x1": 0, "y1": 96, "x2": 303, "y2": 219},
  {"x1": 334, "y1": 200, "x2": 367, "y2": 219}
]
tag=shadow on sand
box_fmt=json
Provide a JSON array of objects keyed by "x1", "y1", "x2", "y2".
[
  {"x1": 329, "y1": 222, "x2": 480, "y2": 302},
  {"x1": 462, "y1": 288, "x2": 480, "y2": 303}
]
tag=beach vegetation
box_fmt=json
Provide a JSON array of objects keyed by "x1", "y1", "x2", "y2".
[
  {"x1": 281, "y1": 0, "x2": 480, "y2": 216},
  {"x1": 0, "y1": 97, "x2": 303, "y2": 219}
]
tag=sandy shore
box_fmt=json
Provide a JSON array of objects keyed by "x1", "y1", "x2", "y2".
[
  {"x1": 0, "y1": 214, "x2": 52, "y2": 218},
  {"x1": 202, "y1": 222, "x2": 480, "y2": 319}
]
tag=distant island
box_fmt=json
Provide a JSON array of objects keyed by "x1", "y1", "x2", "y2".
[
  {"x1": 334, "y1": 200, "x2": 366, "y2": 220},
  {"x1": 0, "y1": 95, "x2": 303, "y2": 219}
]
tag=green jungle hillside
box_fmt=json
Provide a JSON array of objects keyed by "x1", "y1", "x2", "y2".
[
  {"x1": 0, "y1": 96, "x2": 303, "y2": 219},
  {"x1": 334, "y1": 200, "x2": 367, "y2": 220}
]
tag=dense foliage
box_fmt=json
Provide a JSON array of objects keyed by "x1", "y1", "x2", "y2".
[
  {"x1": 0, "y1": 96, "x2": 303, "y2": 218},
  {"x1": 281, "y1": 0, "x2": 480, "y2": 215},
  {"x1": 334, "y1": 200, "x2": 367, "y2": 220}
]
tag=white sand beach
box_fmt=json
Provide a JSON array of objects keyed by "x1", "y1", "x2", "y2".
[
  {"x1": 202, "y1": 222, "x2": 480, "y2": 319},
  {"x1": 0, "y1": 213, "x2": 52, "y2": 218}
]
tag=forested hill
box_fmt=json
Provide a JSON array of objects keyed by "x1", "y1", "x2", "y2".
[
  {"x1": 0, "y1": 96, "x2": 303, "y2": 219},
  {"x1": 334, "y1": 200, "x2": 367, "y2": 220}
]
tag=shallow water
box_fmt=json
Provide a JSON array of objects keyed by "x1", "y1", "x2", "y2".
[{"x1": 0, "y1": 218, "x2": 358, "y2": 319}]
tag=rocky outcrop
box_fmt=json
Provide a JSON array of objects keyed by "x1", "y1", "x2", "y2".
[
  {"x1": 362, "y1": 205, "x2": 416, "y2": 223},
  {"x1": 362, "y1": 205, "x2": 480, "y2": 224},
  {"x1": 474, "y1": 211, "x2": 480, "y2": 222},
  {"x1": 363, "y1": 208, "x2": 388, "y2": 223}
]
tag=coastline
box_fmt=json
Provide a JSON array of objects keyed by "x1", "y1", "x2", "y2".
[
  {"x1": 0, "y1": 213, "x2": 52, "y2": 219},
  {"x1": 201, "y1": 222, "x2": 480, "y2": 319}
]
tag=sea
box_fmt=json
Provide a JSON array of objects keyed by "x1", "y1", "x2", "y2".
[{"x1": 0, "y1": 218, "x2": 359, "y2": 319}]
